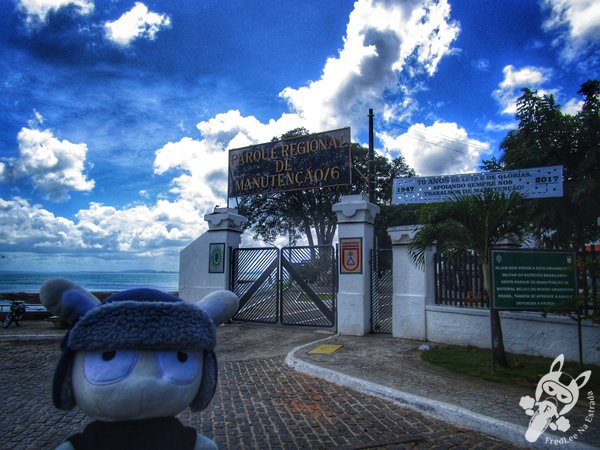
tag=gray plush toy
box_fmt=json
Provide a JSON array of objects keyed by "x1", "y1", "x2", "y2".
[{"x1": 40, "y1": 279, "x2": 238, "y2": 450}]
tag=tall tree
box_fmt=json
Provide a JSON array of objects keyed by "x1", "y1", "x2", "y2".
[
  {"x1": 499, "y1": 81, "x2": 600, "y2": 248},
  {"x1": 239, "y1": 128, "x2": 415, "y2": 246},
  {"x1": 408, "y1": 190, "x2": 532, "y2": 368}
]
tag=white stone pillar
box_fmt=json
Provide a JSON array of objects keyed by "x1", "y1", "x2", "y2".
[
  {"x1": 387, "y1": 225, "x2": 431, "y2": 340},
  {"x1": 179, "y1": 207, "x2": 246, "y2": 303},
  {"x1": 332, "y1": 194, "x2": 380, "y2": 336}
]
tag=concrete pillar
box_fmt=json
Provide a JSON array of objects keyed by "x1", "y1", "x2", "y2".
[
  {"x1": 387, "y1": 225, "x2": 432, "y2": 340},
  {"x1": 179, "y1": 207, "x2": 246, "y2": 303},
  {"x1": 332, "y1": 194, "x2": 380, "y2": 336}
]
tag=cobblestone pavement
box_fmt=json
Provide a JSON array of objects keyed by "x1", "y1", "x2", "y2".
[{"x1": 1, "y1": 329, "x2": 520, "y2": 449}]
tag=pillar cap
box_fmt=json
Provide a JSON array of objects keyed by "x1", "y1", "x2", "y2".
[
  {"x1": 332, "y1": 194, "x2": 380, "y2": 224},
  {"x1": 204, "y1": 207, "x2": 247, "y2": 232},
  {"x1": 387, "y1": 225, "x2": 422, "y2": 245}
]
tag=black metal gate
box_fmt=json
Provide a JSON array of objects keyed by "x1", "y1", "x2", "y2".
[
  {"x1": 231, "y1": 245, "x2": 336, "y2": 327},
  {"x1": 371, "y1": 248, "x2": 393, "y2": 334}
]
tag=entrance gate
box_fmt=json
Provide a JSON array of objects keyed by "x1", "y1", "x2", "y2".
[{"x1": 231, "y1": 245, "x2": 336, "y2": 327}]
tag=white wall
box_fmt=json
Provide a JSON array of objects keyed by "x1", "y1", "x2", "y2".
[
  {"x1": 425, "y1": 306, "x2": 600, "y2": 364},
  {"x1": 388, "y1": 225, "x2": 600, "y2": 365}
]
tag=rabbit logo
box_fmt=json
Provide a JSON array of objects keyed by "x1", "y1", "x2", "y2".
[{"x1": 519, "y1": 354, "x2": 591, "y2": 443}]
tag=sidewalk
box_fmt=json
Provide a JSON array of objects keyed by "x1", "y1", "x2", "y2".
[
  {"x1": 2, "y1": 320, "x2": 597, "y2": 449},
  {"x1": 287, "y1": 333, "x2": 599, "y2": 450}
]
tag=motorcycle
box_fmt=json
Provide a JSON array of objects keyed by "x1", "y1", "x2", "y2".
[{"x1": 2, "y1": 300, "x2": 26, "y2": 328}]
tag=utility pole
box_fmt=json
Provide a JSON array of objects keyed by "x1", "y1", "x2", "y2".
[{"x1": 368, "y1": 108, "x2": 375, "y2": 203}]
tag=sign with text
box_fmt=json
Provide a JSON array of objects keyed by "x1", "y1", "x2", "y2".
[
  {"x1": 393, "y1": 165, "x2": 563, "y2": 204},
  {"x1": 229, "y1": 128, "x2": 351, "y2": 197},
  {"x1": 492, "y1": 249, "x2": 577, "y2": 310},
  {"x1": 340, "y1": 238, "x2": 362, "y2": 274}
]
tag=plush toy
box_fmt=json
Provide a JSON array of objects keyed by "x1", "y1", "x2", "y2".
[{"x1": 40, "y1": 279, "x2": 238, "y2": 450}]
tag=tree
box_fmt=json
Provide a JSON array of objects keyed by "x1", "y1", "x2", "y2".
[
  {"x1": 408, "y1": 190, "x2": 532, "y2": 369},
  {"x1": 239, "y1": 128, "x2": 415, "y2": 246},
  {"x1": 499, "y1": 80, "x2": 600, "y2": 249}
]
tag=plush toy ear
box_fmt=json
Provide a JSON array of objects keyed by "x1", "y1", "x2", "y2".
[
  {"x1": 196, "y1": 290, "x2": 239, "y2": 326},
  {"x1": 40, "y1": 279, "x2": 101, "y2": 324}
]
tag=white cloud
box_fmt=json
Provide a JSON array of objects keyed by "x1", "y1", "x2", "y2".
[
  {"x1": 0, "y1": 197, "x2": 83, "y2": 250},
  {"x1": 0, "y1": 125, "x2": 94, "y2": 201},
  {"x1": 279, "y1": 0, "x2": 460, "y2": 132},
  {"x1": 379, "y1": 121, "x2": 490, "y2": 176},
  {"x1": 0, "y1": 195, "x2": 206, "y2": 261},
  {"x1": 492, "y1": 65, "x2": 554, "y2": 115},
  {"x1": 17, "y1": 0, "x2": 94, "y2": 25},
  {"x1": 542, "y1": 0, "x2": 600, "y2": 62},
  {"x1": 485, "y1": 121, "x2": 517, "y2": 132},
  {"x1": 104, "y1": 2, "x2": 171, "y2": 47},
  {"x1": 563, "y1": 97, "x2": 584, "y2": 114}
]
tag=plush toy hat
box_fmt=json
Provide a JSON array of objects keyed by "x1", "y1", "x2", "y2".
[{"x1": 40, "y1": 279, "x2": 238, "y2": 413}]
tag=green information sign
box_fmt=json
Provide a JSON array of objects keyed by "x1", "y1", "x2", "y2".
[{"x1": 492, "y1": 250, "x2": 577, "y2": 310}]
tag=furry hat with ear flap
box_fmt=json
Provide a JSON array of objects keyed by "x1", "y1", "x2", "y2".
[{"x1": 40, "y1": 279, "x2": 238, "y2": 413}]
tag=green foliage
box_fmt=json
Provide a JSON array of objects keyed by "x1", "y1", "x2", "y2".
[
  {"x1": 499, "y1": 80, "x2": 600, "y2": 248},
  {"x1": 408, "y1": 190, "x2": 532, "y2": 268},
  {"x1": 421, "y1": 344, "x2": 600, "y2": 392},
  {"x1": 407, "y1": 189, "x2": 533, "y2": 369},
  {"x1": 239, "y1": 128, "x2": 415, "y2": 246}
]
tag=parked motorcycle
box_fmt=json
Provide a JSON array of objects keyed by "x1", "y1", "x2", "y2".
[{"x1": 2, "y1": 300, "x2": 26, "y2": 328}]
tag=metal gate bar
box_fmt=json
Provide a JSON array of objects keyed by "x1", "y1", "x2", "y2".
[{"x1": 231, "y1": 247, "x2": 279, "y2": 324}]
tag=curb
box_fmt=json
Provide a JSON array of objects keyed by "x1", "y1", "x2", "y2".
[
  {"x1": 0, "y1": 334, "x2": 63, "y2": 342},
  {"x1": 285, "y1": 336, "x2": 595, "y2": 450}
]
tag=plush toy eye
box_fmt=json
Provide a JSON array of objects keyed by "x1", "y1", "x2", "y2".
[
  {"x1": 156, "y1": 351, "x2": 201, "y2": 385},
  {"x1": 84, "y1": 350, "x2": 137, "y2": 385}
]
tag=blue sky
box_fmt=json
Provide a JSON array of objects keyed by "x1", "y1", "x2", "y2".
[{"x1": 0, "y1": 0, "x2": 598, "y2": 272}]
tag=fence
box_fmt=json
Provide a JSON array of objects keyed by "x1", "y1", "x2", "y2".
[
  {"x1": 433, "y1": 252, "x2": 487, "y2": 308},
  {"x1": 434, "y1": 247, "x2": 599, "y2": 318}
]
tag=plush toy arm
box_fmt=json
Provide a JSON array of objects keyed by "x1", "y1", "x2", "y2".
[{"x1": 195, "y1": 290, "x2": 239, "y2": 326}]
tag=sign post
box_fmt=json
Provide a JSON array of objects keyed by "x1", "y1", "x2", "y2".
[
  {"x1": 229, "y1": 128, "x2": 351, "y2": 198},
  {"x1": 393, "y1": 165, "x2": 563, "y2": 204},
  {"x1": 491, "y1": 249, "x2": 577, "y2": 310}
]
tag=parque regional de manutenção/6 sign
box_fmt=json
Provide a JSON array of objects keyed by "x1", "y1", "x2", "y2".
[{"x1": 228, "y1": 128, "x2": 351, "y2": 197}]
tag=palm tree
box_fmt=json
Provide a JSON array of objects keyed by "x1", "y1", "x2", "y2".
[{"x1": 408, "y1": 189, "x2": 532, "y2": 368}]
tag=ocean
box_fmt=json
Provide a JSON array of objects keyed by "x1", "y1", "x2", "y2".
[{"x1": 0, "y1": 271, "x2": 179, "y2": 294}]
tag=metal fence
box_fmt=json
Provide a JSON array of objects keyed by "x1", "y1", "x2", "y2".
[
  {"x1": 433, "y1": 251, "x2": 488, "y2": 308},
  {"x1": 371, "y1": 248, "x2": 393, "y2": 333},
  {"x1": 434, "y1": 247, "x2": 599, "y2": 317},
  {"x1": 578, "y1": 244, "x2": 599, "y2": 320}
]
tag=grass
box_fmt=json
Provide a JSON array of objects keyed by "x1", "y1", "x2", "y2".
[{"x1": 421, "y1": 344, "x2": 600, "y2": 394}]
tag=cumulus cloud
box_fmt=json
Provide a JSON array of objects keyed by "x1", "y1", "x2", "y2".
[
  {"x1": 541, "y1": 0, "x2": 600, "y2": 62},
  {"x1": 104, "y1": 2, "x2": 171, "y2": 47},
  {"x1": 0, "y1": 195, "x2": 206, "y2": 258},
  {"x1": 492, "y1": 65, "x2": 554, "y2": 115},
  {"x1": 279, "y1": 0, "x2": 460, "y2": 132},
  {"x1": 17, "y1": 0, "x2": 94, "y2": 26},
  {"x1": 0, "y1": 197, "x2": 83, "y2": 251},
  {"x1": 563, "y1": 97, "x2": 584, "y2": 114},
  {"x1": 0, "y1": 125, "x2": 94, "y2": 201},
  {"x1": 379, "y1": 121, "x2": 489, "y2": 176}
]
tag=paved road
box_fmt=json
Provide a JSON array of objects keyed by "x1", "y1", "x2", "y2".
[{"x1": 1, "y1": 323, "x2": 519, "y2": 449}]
